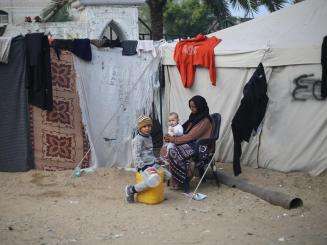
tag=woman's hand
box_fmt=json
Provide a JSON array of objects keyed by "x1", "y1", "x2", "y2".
[
  {"x1": 163, "y1": 134, "x2": 170, "y2": 142},
  {"x1": 164, "y1": 135, "x2": 174, "y2": 143}
]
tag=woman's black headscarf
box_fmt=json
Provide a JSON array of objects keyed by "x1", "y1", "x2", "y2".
[{"x1": 183, "y1": 95, "x2": 210, "y2": 133}]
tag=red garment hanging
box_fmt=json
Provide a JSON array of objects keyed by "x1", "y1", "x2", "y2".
[{"x1": 174, "y1": 34, "x2": 221, "y2": 88}]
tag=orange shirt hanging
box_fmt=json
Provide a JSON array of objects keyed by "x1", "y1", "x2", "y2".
[{"x1": 174, "y1": 34, "x2": 221, "y2": 88}]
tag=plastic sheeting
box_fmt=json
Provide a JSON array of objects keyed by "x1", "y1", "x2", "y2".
[{"x1": 74, "y1": 47, "x2": 160, "y2": 167}]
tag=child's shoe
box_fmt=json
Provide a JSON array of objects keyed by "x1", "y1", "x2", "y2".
[{"x1": 125, "y1": 185, "x2": 135, "y2": 203}]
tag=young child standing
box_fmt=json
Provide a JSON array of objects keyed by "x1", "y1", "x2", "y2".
[
  {"x1": 164, "y1": 112, "x2": 183, "y2": 153},
  {"x1": 125, "y1": 115, "x2": 171, "y2": 203}
]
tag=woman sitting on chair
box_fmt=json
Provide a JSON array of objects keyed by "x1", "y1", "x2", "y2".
[{"x1": 161, "y1": 95, "x2": 212, "y2": 193}]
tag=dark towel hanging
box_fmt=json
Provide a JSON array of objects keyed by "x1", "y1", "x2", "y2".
[
  {"x1": 72, "y1": 39, "x2": 92, "y2": 61},
  {"x1": 121, "y1": 40, "x2": 138, "y2": 56},
  {"x1": 52, "y1": 38, "x2": 92, "y2": 61}
]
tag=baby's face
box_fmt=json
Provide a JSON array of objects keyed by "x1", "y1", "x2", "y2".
[{"x1": 168, "y1": 115, "x2": 178, "y2": 127}]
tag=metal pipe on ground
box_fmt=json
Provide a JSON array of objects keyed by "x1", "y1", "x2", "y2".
[{"x1": 216, "y1": 171, "x2": 303, "y2": 209}]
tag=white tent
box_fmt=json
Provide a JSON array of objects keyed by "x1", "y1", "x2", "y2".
[{"x1": 162, "y1": 0, "x2": 327, "y2": 176}]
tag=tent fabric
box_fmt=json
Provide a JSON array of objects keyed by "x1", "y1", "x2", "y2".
[
  {"x1": 0, "y1": 36, "x2": 34, "y2": 172},
  {"x1": 258, "y1": 64, "x2": 327, "y2": 176},
  {"x1": 30, "y1": 50, "x2": 91, "y2": 171},
  {"x1": 163, "y1": 0, "x2": 327, "y2": 67},
  {"x1": 163, "y1": 66, "x2": 272, "y2": 169},
  {"x1": 74, "y1": 47, "x2": 160, "y2": 168}
]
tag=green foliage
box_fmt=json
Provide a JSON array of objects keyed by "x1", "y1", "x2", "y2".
[
  {"x1": 139, "y1": 4, "x2": 151, "y2": 34},
  {"x1": 164, "y1": 0, "x2": 215, "y2": 39},
  {"x1": 48, "y1": 4, "x2": 72, "y2": 22},
  {"x1": 41, "y1": 0, "x2": 72, "y2": 22},
  {"x1": 259, "y1": 0, "x2": 288, "y2": 12}
]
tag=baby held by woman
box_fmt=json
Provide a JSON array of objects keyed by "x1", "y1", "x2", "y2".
[{"x1": 165, "y1": 112, "x2": 183, "y2": 153}]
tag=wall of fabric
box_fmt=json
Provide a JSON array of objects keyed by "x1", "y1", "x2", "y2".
[
  {"x1": 29, "y1": 50, "x2": 91, "y2": 170},
  {"x1": 163, "y1": 66, "x2": 272, "y2": 168},
  {"x1": 164, "y1": 64, "x2": 327, "y2": 176},
  {"x1": 74, "y1": 47, "x2": 161, "y2": 168},
  {"x1": 0, "y1": 36, "x2": 34, "y2": 172}
]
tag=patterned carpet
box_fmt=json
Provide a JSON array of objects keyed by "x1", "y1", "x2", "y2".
[{"x1": 30, "y1": 50, "x2": 90, "y2": 170}]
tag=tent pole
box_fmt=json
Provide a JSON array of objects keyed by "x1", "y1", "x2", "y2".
[{"x1": 159, "y1": 65, "x2": 163, "y2": 125}]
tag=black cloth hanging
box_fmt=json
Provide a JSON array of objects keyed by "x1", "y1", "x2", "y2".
[
  {"x1": 121, "y1": 40, "x2": 138, "y2": 56},
  {"x1": 231, "y1": 63, "x2": 269, "y2": 176},
  {"x1": 0, "y1": 36, "x2": 34, "y2": 171},
  {"x1": 52, "y1": 38, "x2": 92, "y2": 61},
  {"x1": 321, "y1": 36, "x2": 327, "y2": 99},
  {"x1": 25, "y1": 33, "x2": 53, "y2": 111},
  {"x1": 72, "y1": 39, "x2": 92, "y2": 61}
]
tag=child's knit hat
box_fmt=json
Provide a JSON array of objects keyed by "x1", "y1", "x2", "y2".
[{"x1": 137, "y1": 115, "x2": 152, "y2": 130}]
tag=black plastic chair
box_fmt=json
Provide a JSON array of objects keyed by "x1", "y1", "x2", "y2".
[{"x1": 191, "y1": 113, "x2": 222, "y2": 188}]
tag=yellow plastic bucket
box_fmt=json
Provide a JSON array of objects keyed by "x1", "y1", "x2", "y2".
[{"x1": 135, "y1": 169, "x2": 165, "y2": 205}]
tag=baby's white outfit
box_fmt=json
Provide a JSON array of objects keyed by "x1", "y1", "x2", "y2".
[{"x1": 166, "y1": 124, "x2": 184, "y2": 152}]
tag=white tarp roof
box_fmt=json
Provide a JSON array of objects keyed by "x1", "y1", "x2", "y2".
[{"x1": 163, "y1": 0, "x2": 327, "y2": 67}]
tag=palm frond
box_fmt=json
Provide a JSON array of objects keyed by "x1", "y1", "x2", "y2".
[
  {"x1": 41, "y1": 0, "x2": 73, "y2": 22},
  {"x1": 230, "y1": 0, "x2": 259, "y2": 16},
  {"x1": 259, "y1": 0, "x2": 288, "y2": 12},
  {"x1": 203, "y1": 0, "x2": 231, "y2": 18}
]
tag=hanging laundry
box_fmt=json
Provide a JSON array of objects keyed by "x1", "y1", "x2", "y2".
[
  {"x1": 121, "y1": 40, "x2": 138, "y2": 56},
  {"x1": 174, "y1": 34, "x2": 221, "y2": 88},
  {"x1": 26, "y1": 33, "x2": 53, "y2": 111},
  {"x1": 72, "y1": 39, "x2": 92, "y2": 61},
  {"x1": 137, "y1": 40, "x2": 157, "y2": 57},
  {"x1": 0, "y1": 37, "x2": 12, "y2": 64},
  {"x1": 0, "y1": 36, "x2": 34, "y2": 172},
  {"x1": 30, "y1": 50, "x2": 91, "y2": 170},
  {"x1": 231, "y1": 63, "x2": 269, "y2": 176},
  {"x1": 52, "y1": 38, "x2": 92, "y2": 61},
  {"x1": 52, "y1": 39, "x2": 73, "y2": 59},
  {"x1": 321, "y1": 36, "x2": 327, "y2": 99}
]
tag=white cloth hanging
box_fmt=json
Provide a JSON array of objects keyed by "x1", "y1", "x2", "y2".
[{"x1": 137, "y1": 40, "x2": 157, "y2": 57}]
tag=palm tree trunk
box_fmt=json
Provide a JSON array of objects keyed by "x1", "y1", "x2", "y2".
[{"x1": 147, "y1": 0, "x2": 167, "y2": 40}]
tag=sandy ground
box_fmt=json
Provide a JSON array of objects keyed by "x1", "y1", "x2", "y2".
[{"x1": 0, "y1": 163, "x2": 326, "y2": 245}]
